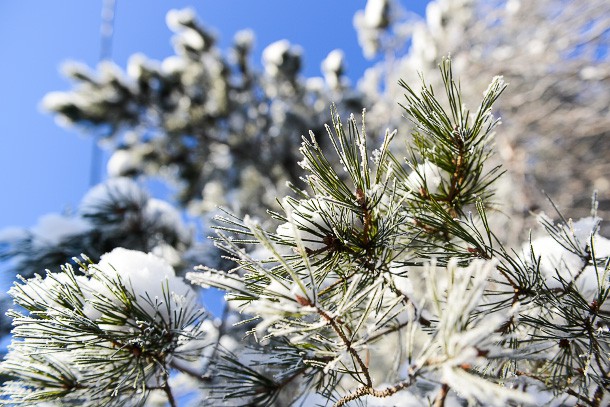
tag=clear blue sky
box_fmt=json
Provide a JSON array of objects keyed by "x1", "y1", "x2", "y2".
[{"x1": 0, "y1": 1, "x2": 428, "y2": 235}]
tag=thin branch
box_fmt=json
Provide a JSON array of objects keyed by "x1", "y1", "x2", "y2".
[
  {"x1": 433, "y1": 383, "x2": 450, "y2": 407},
  {"x1": 163, "y1": 382, "x2": 177, "y2": 407},
  {"x1": 388, "y1": 283, "x2": 431, "y2": 327},
  {"x1": 318, "y1": 271, "x2": 358, "y2": 297},
  {"x1": 316, "y1": 305, "x2": 372, "y2": 387},
  {"x1": 566, "y1": 388, "x2": 594, "y2": 406},
  {"x1": 333, "y1": 377, "x2": 416, "y2": 407}
]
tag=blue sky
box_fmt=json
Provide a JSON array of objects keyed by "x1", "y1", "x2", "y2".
[{"x1": 0, "y1": 1, "x2": 428, "y2": 236}]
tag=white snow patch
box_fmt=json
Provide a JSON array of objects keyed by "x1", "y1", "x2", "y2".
[
  {"x1": 0, "y1": 227, "x2": 28, "y2": 243},
  {"x1": 406, "y1": 161, "x2": 450, "y2": 196},
  {"x1": 166, "y1": 8, "x2": 196, "y2": 31},
  {"x1": 364, "y1": 0, "x2": 389, "y2": 28},
  {"x1": 84, "y1": 248, "x2": 196, "y2": 323},
  {"x1": 30, "y1": 213, "x2": 91, "y2": 248},
  {"x1": 107, "y1": 149, "x2": 140, "y2": 177}
]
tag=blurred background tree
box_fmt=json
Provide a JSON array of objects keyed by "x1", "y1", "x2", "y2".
[{"x1": 359, "y1": 0, "x2": 610, "y2": 241}]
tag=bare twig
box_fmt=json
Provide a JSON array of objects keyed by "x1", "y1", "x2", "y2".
[
  {"x1": 433, "y1": 383, "x2": 450, "y2": 407},
  {"x1": 316, "y1": 305, "x2": 372, "y2": 387},
  {"x1": 163, "y1": 382, "x2": 177, "y2": 407},
  {"x1": 333, "y1": 377, "x2": 416, "y2": 407}
]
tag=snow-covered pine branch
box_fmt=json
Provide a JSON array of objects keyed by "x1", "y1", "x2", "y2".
[
  {"x1": 184, "y1": 59, "x2": 610, "y2": 405},
  {"x1": 2, "y1": 249, "x2": 209, "y2": 406},
  {"x1": 1, "y1": 1, "x2": 609, "y2": 405}
]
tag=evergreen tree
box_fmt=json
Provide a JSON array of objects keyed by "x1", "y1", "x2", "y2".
[{"x1": 1, "y1": 1, "x2": 609, "y2": 405}]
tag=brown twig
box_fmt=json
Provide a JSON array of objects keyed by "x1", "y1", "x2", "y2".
[
  {"x1": 433, "y1": 383, "x2": 450, "y2": 407},
  {"x1": 162, "y1": 382, "x2": 177, "y2": 407},
  {"x1": 333, "y1": 377, "x2": 416, "y2": 407},
  {"x1": 389, "y1": 283, "x2": 431, "y2": 327},
  {"x1": 316, "y1": 305, "x2": 372, "y2": 387}
]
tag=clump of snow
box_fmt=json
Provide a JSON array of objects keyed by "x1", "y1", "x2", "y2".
[
  {"x1": 29, "y1": 213, "x2": 91, "y2": 249},
  {"x1": 425, "y1": 1, "x2": 443, "y2": 34},
  {"x1": 353, "y1": 0, "x2": 391, "y2": 59},
  {"x1": 321, "y1": 49, "x2": 345, "y2": 89},
  {"x1": 506, "y1": 0, "x2": 521, "y2": 14},
  {"x1": 263, "y1": 40, "x2": 289, "y2": 71},
  {"x1": 305, "y1": 77, "x2": 325, "y2": 93},
  {"x1": 322, "y1": 49, "x2": 344, "y2": 75},
  {"x1": 60, "y1": 60, "x2": 92, "y2": 80},
  {"x1": 580, "y1": 66, "x2": 603, "y2": 81},
  {"x1": 0, "y1": 227, "x2": 29, "y2": 244},
  {"x1": 166, "y1": 8, "x2": 196, "y2": 31},
  {"x1": 525, "y1": 215, "x2": 610, "y2": 296},
  {"x1": 39, "y1": 91, "x2": 72, "y2": 111},
  {"x1": 528, "y1": 235, "x2": 585, "y2": 288},
  {"x1": 39, "y1": 91, "x2": 88, "y2": 128},
  {"x1": 84, "y1": 248, "x2": 196, "y2": 323},
  {"x1": 80, "y1": 177, "x2": 148, "y2": 220},
  {"x1": 262, "y1": 40, "x2": 302, "y2": 78},
  {"x1": 144, "y1": 198, "x2": 192, "y2": 243},
  {"x1": 176, "y1": 29, "x2": 205, "y2": 52},
  {"x1": 363, "y1": 0, "x2": 390, "y2": 28},
  {"x1": 107, "y1": 149, "x2": 141, "y2": 177},
  {"x1": 353, "y1": 12, "x2": 380, "y2": 59},
  {"x1": 97, "y1": 60, "x2": 125, "y2": 83},
  {"x1": 276, "y1": 198, "x2": 338, "y2": 251},
  {"x1": 570, "y1": 216, "x2": 604, "y2": 245},
  {"x1": 234, "y1": 29, "x2": 254, "y2": 51},
  {"x1": 161, "y1": 55, "x2": 187, "y2": 76},
  {"x1": 150, "y1": 243, "x2": 182, "y2": 267},
  {"x1": 406, "y1": 161, "x2": 450, "y2": 196},
  {"x1": 126, "y1": 53, "x2": 159, "y2": 79}
]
